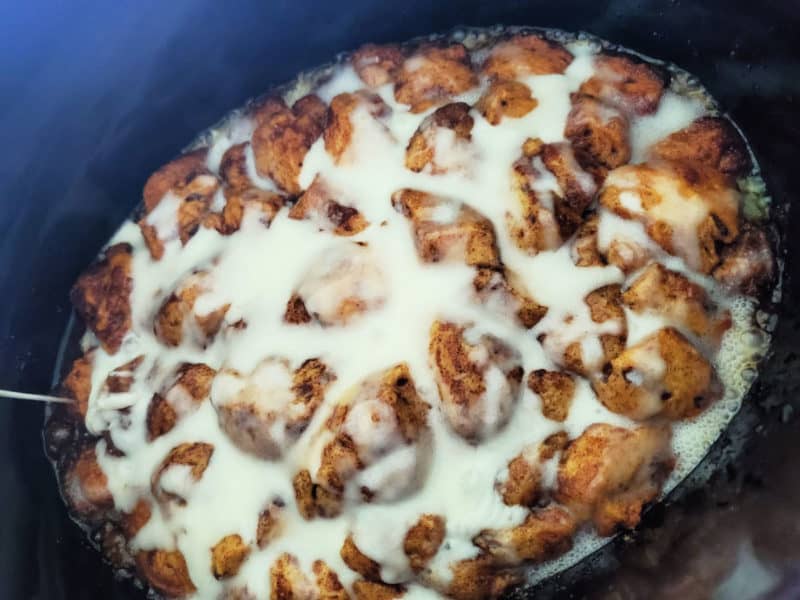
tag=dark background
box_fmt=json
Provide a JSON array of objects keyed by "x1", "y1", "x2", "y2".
[{"x1": 1, "y1": 1, "x2": 799, "y2": 598}]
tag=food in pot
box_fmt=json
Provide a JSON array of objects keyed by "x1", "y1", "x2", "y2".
[{"x1": 45, "y1": 27, "x2": 775, "y2": 599}]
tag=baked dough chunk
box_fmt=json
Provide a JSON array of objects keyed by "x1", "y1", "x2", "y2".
[
  {"x1": 352, "y1": 580, "x2": 405, "y2": 600},
  {"x1": 211, "y1": 534, "x2": 250, "y2": 580},
  {"x1": 352, "y1": 43, "x2": 405, "y2": 88},
  {"x1": 394, "y1": 44, "x2": 478, "y2": 113},
  {"x1": 556, "y1": 423, "x2": 674, "y2": 535},
  {"x1": 509, "y1": 142, "x2": 596, "y2": 254},
  {"x1": 151, "y1": 442, "x2": 214, "y2": 507},
  {"x1": 218, "y1": 142, "x2": 253, "y2": 192},
  {"x1": 154, "y1": 270, "x2": 231, "y2": 347},
  {"x1": 570, "y1": 212, "x2": 604, "y2": 267},
  {"x1": 62, "y1": 445, "x2": 113, "y2": 520},
  {"x1": 712, "y1": 224, "x2": 774, "y2": 295},
  {"x1": 623, "y1": 263, "x2": 730, "y2": 342},
  {"x1": 476, "y1": 80, "x2": 538, "y2": 125},
  {"x1": 648, "y1": 116, "x2": 751, "y2": 178},
  {"x1": 211, "y1": 357, "x2": 334, "y2": 459},
  {"x1": 294, "y1": 364, "x2": 430, "y2": 518},
  {"x1": 325, "y1": 91, "x2": 391, "y2": 163},
  {"x1": 472, "y1": 267, "x2": 548, "y2": 329},
  {"x1": 205, "y1": 187, "x2": 285, "y2": 236},
  {"x1": 431, "y1": 555, "x2": 519, "y2": 600},
  {"x1": 498, "y1": 431, "x2": 569, "y2": 507},
  {"x1": 251, "y1": 94, "x2": 328, "y2": 194},
  {"x1": 528, "y1": 370, "x2": 576, "y2": 422},
  {"x1": 290, "y1": 175, "x2": 368, "y2": 235},
  {"x1": 599, "y1": 161, "x2": 740, "y2": 273},
  {"x1": 481, "y1": 34, "x2": 573, "y2": 79},
  {"x1": 578, "y1": 54, "x2": 666, "y2": 115},
  {"x1": 256, "y1": 498, "x2": 285, "y2": 549},
  {"x1": 287, "y1": 242, "x2": 387, "y2": 326},
  {"x1": 392, "y1": 189, "x2": 500, "y2": 268},
  {"x1": 541, "y1": 285, "x2": 626, "y2": 377},
  {"x1": 270, "y1": 554, "x2": 349, "y2": 600},
  {"x1": 70, "y1": 243, "x2": 132, "y2": 354},
  {"x1": 146, "y1": 363, "x2": 216, "y2": 440},
  {"x1": 565, "y1": 93, "x2": 631, "y2": 180},
  {"x1": 341, "y1": 514, "x2": 445, "y2": 581},
  {"x1": 429, "y1": 320, "x2": 523, "y2": 441},
  {"x1": 135, "y1": 549, "x2": 196, "y2": 598},
  {"x1": 474, "y1": 505, "x2": 577, "y2": 566},
  {"x1": 593, "y1": 327, "x2": 722, "y2": 420},
  {"x1": 405, "y1": 102, "x2": 474, "y2": 173},
  {"x1": 139, "y1": 150, "x2": 221, "y2": 260},
  {"x1": 61, "y1": 354, "x2": 93, "y2": 419}
]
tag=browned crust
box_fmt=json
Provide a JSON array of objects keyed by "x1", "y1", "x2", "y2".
[
  {"x1": 472, "y1": 268, "x2": 548, "y2": 329},
  {"x1": 289, "y1": 175, "x2": 369, "y2": 235},
  {"x1": 143, "y1": 149, "x2": 209, "y2": 213},
  {"x1": 353, "y1": 580, "x2": 405, "y2": 600},
  {"x1": 135, "y1": 549, "x2": 196, "y2": 598},
  {"x1": 649, "y1": 116, "x2": 751, "y2": 178},
  {"x1": 341, "y1": 535, "x2": 382, "y2": 581},
  {"x1": 61, "y1": 354, "x2": 93, "y2": 419},
  {"x1": 394, "y1": 44, "x2": 477, "y2": 113},
  {"x1": 476, "y1": 80, "x2": 538, "y2": 126},
  {"x1": 211, "y1": 534, "x2": 250, "y2": 580},
  {"x1": 352, "y1": 43, "x2": 405, "y2": 88},
  {"x1": 556, "y1": 423, "x2": 675, "y2": 535},
  {"x1": 405, "y1": 102, "x2": 474, "y2": 173},
  {"x1": 219, "y1": 142, "x2": 253, "y2": 192},
  {"x1": 565, "y1": 93, "x2": 630, "y2": 180},
  {"x1": 392, "y1": 189, "x2": 500, "y2": 268},
  {"x1": 712, "y1": 224, "x2": 775, "y2": 295},
  {"x1": 404, "y1": 514, "x2": 446, "y2": 572},
  {"x1": 528, "y1": 370, "x2": 575, "y2": 422},
  {"x1": 578, "y1": 54, "x2": 666, "y2": 115},
  {"x1": 252, "y1": 94, "x2": 327, "y2": 194},
  {"x1": 324, "y1": 91, "x2": 389, "y2": 163},
  {"x1": 593, "y1": 328, "x2": 722, "y2": 420},
  {"x1": 151, "y1": 442, "x2": 214, "y2": 506},
  {"x1": 481, "y1": 34, "x2": 573, "y2": 79},
  {"x1": 70, "y1": 243, "x2": 133, "y2": 354}
]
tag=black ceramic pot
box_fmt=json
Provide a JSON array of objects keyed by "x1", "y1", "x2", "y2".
[{"x1": 1, "y1": 1, "x2": 799, "y2": 598}]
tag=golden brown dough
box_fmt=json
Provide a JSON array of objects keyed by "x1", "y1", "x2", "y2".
[
  {"x1": 570, "y1": 212, "x2": 604, "y2": 267},
  {"x1": 556, "y1": 423, "x2": 674, "y2": 535},
  {"x1": 290, "y1": 175, "x2": 368, "y2": 235},
  {"x1": 352, "y1": 580, "x2": 405, "y2": 600},
  {"x1": 211, "y1": 534, "x2": 250, "y2": 579},
  {"x1": 154, "y1": 270, "x2": 231, "y2": 347},
  {"x1": 404, "y1": 514, "x2": 446, "y2": 572},
  {"x1": 340, "y1": 535, "x2": 382, "y2": 581},
  {"x1": 392, "y1": 189, "x2": 500, "y2": 268},
  {"x1": 325, "y1": 91, "x2": 390, "y2": 163},
  {"x1": 649, "y1": 116, "x2": 751, "y2": 178},
  {"x1": 623, "y1": 262, "x2": 730, "y2": 341},
  {"x1": 565, "y1": 93, "x2": 630, "y2": 180},
  {"x1": 219, "y1": 142, "x2": 253, "y2": 192},
  {"x1": 252, "y1": 94, "x2": 327, "y2": 194},
  {"x1": 439, "y1": 555, "x2": 519, "y2": 600},
  {"x1": 352, "y1": 44, "x2": 405, "y2": 88},
  {"x1": 472, "y1": 268, "x2": 548, "y2": 329},
  {"x1": 405, "y1": 102, "x2": 474, "y2": 173},
  {"x1": 62, "y1": 354, "x2": 93, "y2": 419},
  {"x1": 70, "y1": 243, "x2": 132, "y2": 354},
  {"x1": 600, "y1": 161, "x2": 740, "y2": 273},
  {"x1": 475, "y1": 505, "x2": 577, "y2": 565},
  {"x1": 429, "y1": 320, "x2": 522, "y2": 440},
  {"x1": 269, "y1": 553, "x2": 315, "y2": 599},
  {"x1": 593, "y1": 327, "x2": 722, "y2": 420},
  {"x1": 135, "y1": 549, "x2": 196, "y2": 598},
  {"x1": 151, "y1": 442, "x2": 214, "y2": 506},
  {"x1": 476, "y1": 80, "x2": 538, "y2": 125},
  {"x1": 143, "y1": 149, "x2": 210, "y2": 212},
  {"x1": 498, "y1": 432, "x2": 569, "y2": 507},
  {"x1": 482, "y1": 34, "x2": 573, "y2": 79},
  {"x1": 206, "y1": 187, "x2": 285, "y2": 235},
  {"x1": 528, "y1": 369, "x2": 575, "y2": 422},
  {"x1": 394, "y1": 44, "x2": 477, "y2": 113},
  {"x1": 212, "y1": 357, "x2": 334, "y2": 459},
  {"x1": 579, "y1": 54, "x2": 666, "y2": 115},
  {"x1": 146, "y1": 363, "x2": 216, "y2": 440},
  {"x1": 297, "y1": 364, "x2": 430, "y2": 519},
  {"x1": 256, "y1": 499, "x2": 285, "y2": 548}
]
